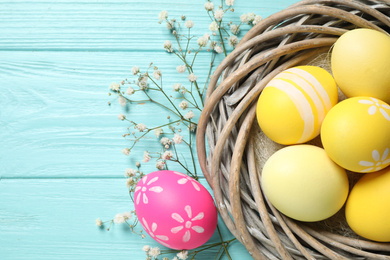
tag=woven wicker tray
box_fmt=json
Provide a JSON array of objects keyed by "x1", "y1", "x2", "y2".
[{"x1": 196, "y1": 0, "x2": 390, "y2": 259}]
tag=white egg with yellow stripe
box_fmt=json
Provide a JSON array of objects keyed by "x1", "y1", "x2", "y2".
[{"x1": 256, "y1": 66, "x2": 338, "y2": 145}]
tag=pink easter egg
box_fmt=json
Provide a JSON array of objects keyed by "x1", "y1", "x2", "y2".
[{"x1": 134, "y1": 170, "x2": 217, "y2": 250}]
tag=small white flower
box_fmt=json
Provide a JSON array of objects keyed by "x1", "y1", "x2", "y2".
[
  {"x1": 154, "y1": 128, "x2": 163, "y2": 137},
  {"x1": 185, "y1": 20, "x2": 194, "y2": 29},
  {"x1": 156, "y1": 160, "x2": 165, "y2": 170},
  {"x1": 137, "y1": 76, "x2": 148, "y2": 90},
  {"x1": 123, "y1": 212, "x2": 132, "y2": 220},
  {"x1": 197, "y1": 36, "x2": 208, "y2": 47},
  {"x1": 214, "y1": 45, "x2": 223, "y2": 53},
  {"x1": 209, "y1": 41, "x2": 217, "y2": 49},
  {"x1": 184, "y1": 110, "x2": 195, "y2": 120},
  {"x1": 153, "y1": 70, "x2": 162, "y2": 80},
  {"x1": 247, "y1": 12, "x2": 256, "y2": 22},
  {"x1": 203, "y1": 33, "x2": 210, "y2": 41},
  {"x1": 118, "y1": 113, "x2": 126, "y2": 121},
  {"x1": 173, "y1": 134, "x2": 183, "y2": 144},
  {"x1": 179, "y1": 100, "x2": 189, "y2": 110},
  {"x1": 253, "y1": 15, "x2": 263, "y2": 25},
  {"x1": 124, "y1": 168, "x2": 136, "y2": 177},
  {"x1": 158, "y1": 10, "x2": 168, "y2": 22},
  {"x1": 188, "y1": 123, "x2": 196, "y2": 132},
  {"x1": 135, "y1": 123, "x2": 147, "y2": 132},
  {"x1": 177, "y1": 250, "x2": 189, "y2": 260},
  {"x1": 162, "y1": 151, "x2": 173, "y2": 160},
  {"x1": 214, "y1": 9, "x2": 224, "y2": 21},
  {"x1": 173, "y1": 83, "x2": 182, "y2": 92},
  {"x1": 176, "y1": 65, "x2": 186, "y2": 73},
  {"x1": 126, "y1": 86, "x2": 135, "y2": 95},
  {"x1": 135, "y1": 161, "x2": 141, "y2": 167},
  {"x1": 118, "y1": 96, "x2": 126, "y2": 107},
  {"x1": 209, "y1": 21, "x2": 219, "y2": 32},
  {"x1": 228, "y1": 35, "x2": 239, "y2": 47},
  {"x1": 95, "y1": 218, "x2": 103, "y2": 227},
  {"x1": 204, "y1": 1, "x2": 214, "y2": 11},
  {"x1": 172, "y1": 258, "x2": 178, "y2": 260},
  {"x1": 148, "y1": 247, "x2": 161, "y2": 258},
  {"x1": 143, "y1": 151, "x2": 151, "y2": 163},
  {"x1": 160, "y1": 137, "x2": 171, "y2": 145},
  {"x1": 166, "y1": 19, "x2": 174, "y2": 30},
  {"x1": 122, "y1": 148, "x2": 130, "y2": 156},
  {"x1": 126, "y1": 177, "x2": 134, "y2": 188},
  {"x1": 142, "y1": 245, "x2": 150, "y2": 252},
  {"x1": 240, "y1": 13, "x2": 249, "y2": 23},
  {"x1": 110, "y1": 82, "x2": 120, "y2": 91},
  {"x1": 225, "y1": 0, "x2": 235, "y2": 5},
  {"x1": 163, "y1": 40, "x2": 173, "y2": 52},
  {"x1": 131, "y1": 66, "x2": 139, "y2": 75},
  {"x1": 230, "y1": 24, "x2": 240, "y2": 35},
  {"x1": 187, "y1": 73, "x2": 197, "y2": 82},
  {"x1": 114, "y1": 213, "x2": 126, "y2": 224}
]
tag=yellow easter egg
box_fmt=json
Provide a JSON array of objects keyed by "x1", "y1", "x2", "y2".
[
  {"x1": 256, "y1": 66, "x2": 338, "y2": 145},
  {"x1": 321, "y1": 97, "x2": 390, "y2": 173},
  {"x1": 262, "y1": 145, "x2": 349, "y2": 222},
  {"x1": 345, "y1": 166, "x2": 390, "y2": 242},
  {"x1": 331, "y1": 28, "x2": 390, "y2": 104}
]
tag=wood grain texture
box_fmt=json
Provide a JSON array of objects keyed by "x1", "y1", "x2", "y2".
[
  {"x1": 0, "y1": 178, "x2": 250, "y2": 260},
  {"x1": 0, "y1": 0, "x2": 296, "y2": 51},
  {"x1": 0, "y1": 0, "x2": 299, "y2": 259},
  {"x1": 0, "y1": 51, "x2": 215, "y2": 178}
]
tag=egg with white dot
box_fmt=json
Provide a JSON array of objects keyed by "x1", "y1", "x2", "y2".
[
  {"x1": 256, "y1": 65, "x2": 338, "y2": 145},
  {"x1": 134, "y1": 170, "x2": 218, "y2": 250}
]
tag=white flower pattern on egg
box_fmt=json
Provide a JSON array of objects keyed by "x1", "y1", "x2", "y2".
[
  {"x1": 142, "y1": 218, "x2": 170, "y2": 247},
  {"x1": 359, "y1": 148, "x2": 390, "y2": 172},
  {"x1": 173, "y1": 171, "x2": 201, "y2": 191},
  {"x1": 135, "y1": 175, "x2": 163, "y2": 205},
  {"x1": 171, "y1": 205, "x2": 205, "y2": 242},
  {"x1": 359, "y1": 97, "x2": 390, "y2": 121}
]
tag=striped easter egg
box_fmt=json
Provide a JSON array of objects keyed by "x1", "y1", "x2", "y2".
[{"x1": 256, "y1": 66, "x2": 338, "y2": 145}]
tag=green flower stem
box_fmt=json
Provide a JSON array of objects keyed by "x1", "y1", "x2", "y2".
[
  {"x1": 170, "y1": 158, "x2": 196, "y2": 179},
  {"x1": 126, "y1": 120, "x2": 181, "y2": 151},
  {"x1": 218, "y1": 21, "x2": 228, "y2": 57},
  {"x1": 184, "y1": 29, "x2": 191, "y2": 58},
  {"x1": 213, "y1": 245, "x2": 224, "y2": 260},
  {"x1": 148, "y1": 76, "x2": 184, "y2": 118},
  {"x1": 173, "y1": 49, "x2": 204, "y2": 108},
  {"x1": 122, "y1": 94, "x2": 181, "y2": 120},
  {"x1": 217, "y1": 225, "x2": 233, "y2": 260},
  {"x1": 187, "y1": 122, "x2": 198, "y2": 177},
  {"x1": 202, "y1": 53, "x2": 216, "y2": 96},
  {"x1": 185, "y1": 90, "x2": 201, "y2": 111}
]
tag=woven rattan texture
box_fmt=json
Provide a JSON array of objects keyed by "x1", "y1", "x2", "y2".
[{"x1": 196, "y1": 0, "x2": 390, "y2": 259}]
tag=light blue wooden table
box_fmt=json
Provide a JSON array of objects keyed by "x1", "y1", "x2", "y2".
[{"x1": 0, "y1": 0, "x2": 297, "y2": 259}]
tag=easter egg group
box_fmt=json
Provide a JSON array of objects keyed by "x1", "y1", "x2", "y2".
[{"x1": 256, "y1": 28, "x2": 390, "y2": 242}]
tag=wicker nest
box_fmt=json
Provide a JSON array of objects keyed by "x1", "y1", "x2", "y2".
[{"x1": 196, "y1": 0, "x2": 390, "y2": 259}]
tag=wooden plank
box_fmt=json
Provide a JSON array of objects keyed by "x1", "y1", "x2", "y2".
[
  {"x1": 0, "y1": 0, "x2": 298, "y2": 51},
  {"x1": 0, "y1": 178, "x2": 252, "y2": 259},
  {"x1": 0, "y1": 51, "x2": 216, "y2": 178}
]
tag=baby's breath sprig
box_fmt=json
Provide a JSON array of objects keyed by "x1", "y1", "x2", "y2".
[
  {"x1": 143, "y1": 226, "x2": 237, "y2": 260},
  {"x1": 101, "y1": 1, "x2": 263, "y2": 259}
]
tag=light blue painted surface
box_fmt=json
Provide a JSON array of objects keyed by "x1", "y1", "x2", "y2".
[{"x1": 0, "y1": 0, "x2": 298, "y2": 259}]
